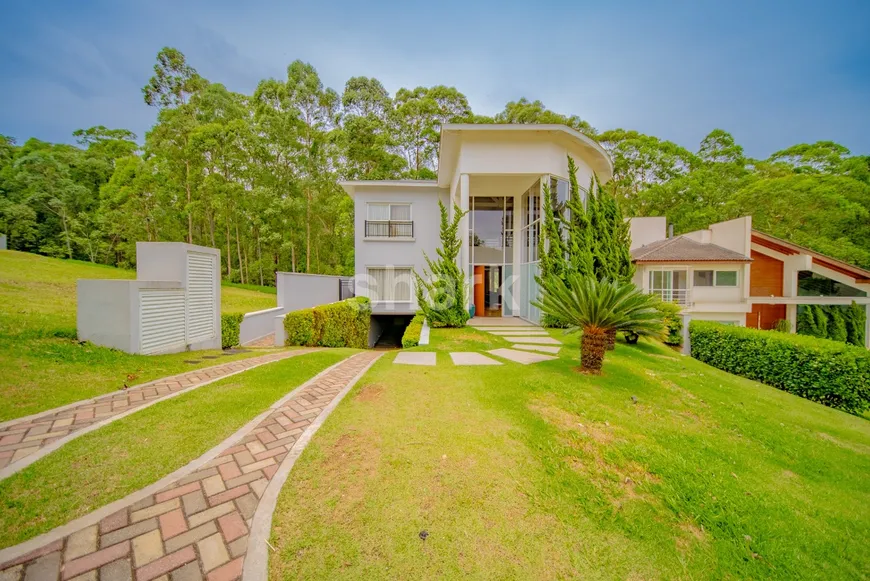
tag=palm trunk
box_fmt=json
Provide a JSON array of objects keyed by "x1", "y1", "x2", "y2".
[
  {"x1": 605, "y1": 329, "x2": 617, "y2": 351},
  {"x1": 580, "y1": 330, "x2": 608, "y2": 374}
]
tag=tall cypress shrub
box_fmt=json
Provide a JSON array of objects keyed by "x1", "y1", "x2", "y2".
[
  {"x1": 797, "y1": 305, "x2": 818, "y2": 337},
  {"x1": 845, "y1": 301, "x2": 867, "y2": 347},
  {"x1": 828, "y1": 307, "x2": 848, "y2": 343},
  {"x1": 566, "y1": 157, "x2": 594, "y2": 278},
  {"x1": 812, "y1": 305, "x2": 829, "y2": 338},
  {"x1": 414, "y1": 200, "x2": 470, "y2": 328}
]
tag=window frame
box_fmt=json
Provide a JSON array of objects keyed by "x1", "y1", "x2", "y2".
[
  {"x1": 714, "y1": 270, "x2": 738, "y2": 287},
  {"x1": 365, "y1": 266, "x2": 414, "y2": 303},
  {"x1": 366, "y1": 202, "x2": 412, "y2": 222}
]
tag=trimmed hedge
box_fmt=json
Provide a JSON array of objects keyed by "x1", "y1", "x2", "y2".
[
  {"x1": 221, "y1": 313, "x2": 244, "y2": 349},
  {"x1": 402, "y1": 313, "x2": 426, "y2": 348},
  {"x1": 283, "y1": 297, "x2": 370, "y2": 349},
  {"x1": 690, "y1": 321, "x2": 870, "y2": 414}
]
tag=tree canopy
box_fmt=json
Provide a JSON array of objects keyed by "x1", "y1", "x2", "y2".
[{"x1": 2, "y1": 46, "x2": 868, "y2": 286}]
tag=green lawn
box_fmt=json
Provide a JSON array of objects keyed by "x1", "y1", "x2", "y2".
[
  {"x1": 0, "y1": 349, "x2": 354, "y2": 548},
  {"x1": 268, "y1": 330, "x2": 870, "y2": 580},
  {"x1": 0, "y1": 250, "x2": 279, "y2": 421}
]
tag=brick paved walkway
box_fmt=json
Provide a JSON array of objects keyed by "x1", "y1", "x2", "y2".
[
  {"x1": 0, "y1": 349, "x2": 318, "y2": 479},
  {"x1": 0, "y1": 350, "x2": 381, "y2": 581}
]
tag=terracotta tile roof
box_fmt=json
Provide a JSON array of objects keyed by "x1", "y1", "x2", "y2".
[{"x1": 631, "y1": 236, "x2": 752, "y2": 263}]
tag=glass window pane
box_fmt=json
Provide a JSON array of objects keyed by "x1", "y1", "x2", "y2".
[
  {"x1": 390, "y1": 204, "x2": 411, "y2": 221},
  {"x1": 693, "y1": 270, "x2": 714, "y2": 286},
  {"x1": 367, "y1": 203, "x2": 389, "y2": 221},
  {"x1": 716, "y1": 271, "x2": 738, "y2": 286}
]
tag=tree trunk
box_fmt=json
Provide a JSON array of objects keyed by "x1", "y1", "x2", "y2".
[
  {"x1": 235, "y1": 222, "x2": 244, "y2": 284},
  {"x1": 305, "y1": 187, "x2": 311, "y2": 272},
  {"x1": 605, "y1": 329, "x2": 617, "y2": 351},
  {"x1": 185, "y1": 160, "x2": 193, "y2": 244},
  {"x1": 209, "y1": 211, "x2": 216, "y2": 248},
  {"x1": 580, "y1": 330, "x2": 607, "y2": 374},
  {"x1": 225, "y1": 222, "x2": 232, "y2": 281},
  {"x1": 256, "y1": 231, "x2": 263, "y2": 286},
  {"x1": 291, "y1": 243, "x2": 296, "y2": 273},
  {"x1": 62, "y1": 215, "x2": 73, "y2": 259}
]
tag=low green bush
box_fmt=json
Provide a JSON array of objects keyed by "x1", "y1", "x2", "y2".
[
  {"x1": 284, "y1": 297, "x2": 370, "y2": 349},
  {"x1": 656, "y1": 301, "x2": 683, "y2": 346},
  {"x1": 284, "y1": 308, "x2": 317, "y2": 347},
  {"x1": 221, "y1": 313, "x2": 244, "y2": 349},
  {"x1": 690, "y1": 321, "x2": 870, "y2": 414},
  {"x1": 402, "y1": 313, "x2": 426, "y2": 348}
]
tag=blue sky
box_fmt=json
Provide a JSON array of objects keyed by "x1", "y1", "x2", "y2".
[{"x1": 1, "y1": 0, "x2": 868, "y2": 158}]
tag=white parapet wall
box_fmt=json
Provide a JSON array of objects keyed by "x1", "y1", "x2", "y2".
[{"x1": 77, "y1": 242, "x2": 222, "y2": 355}]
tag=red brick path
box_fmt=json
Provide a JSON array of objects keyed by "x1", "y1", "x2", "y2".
[
  {"x1": 0, "y1": 350, "x2": 317, "y2": 475},
  {"x1": 0, "y1": 350, "x2": 381, "y2": 581}
]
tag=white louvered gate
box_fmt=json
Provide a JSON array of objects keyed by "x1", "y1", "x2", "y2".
[
  {"x1": 139, "y1": 289, "x2": 186, "y2": 355},
  {"x1": 186, "y1": 251, "x2": 217, "y2": 344}
]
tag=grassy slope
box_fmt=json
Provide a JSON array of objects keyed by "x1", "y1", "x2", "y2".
[
  {"x1": 0, "y1": 349, "x2": 355, "y2": 548},
  {"x1": 0, "y1": 250, "x2": 279, "y2": 420},
  {"x1": 269, "y1": 330, "x2": 870, "y2": 580}
]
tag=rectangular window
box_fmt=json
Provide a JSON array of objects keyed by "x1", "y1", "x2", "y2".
[
  {"x1": 365, "y1": 203, "x2": 412, "y2": 237},
  {"x1": 715, "y1": 271, "x2": 738, "y2": 287},
  {"x1": 366, "y1": 267, "x2": 412, "y2": 302},
  {"x1": 694, "y1": 270, "x2": 714, "y2": 286}
]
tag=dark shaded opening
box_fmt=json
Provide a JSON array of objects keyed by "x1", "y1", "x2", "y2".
[{"x1": 371, "y1": 315, "x2": 414, "y2": 349}]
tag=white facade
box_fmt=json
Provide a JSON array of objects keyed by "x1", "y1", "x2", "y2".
[{"x1": 341, "y1": 124, "x2": 613, "y2": 322}]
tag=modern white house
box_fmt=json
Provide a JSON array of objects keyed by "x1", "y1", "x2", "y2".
[
  {"x1": 340, "y1": 123, "x2": 612, "y2": 324},
  {"x1": 340, "y1": 123, "x2": 870, "y2": 348}
]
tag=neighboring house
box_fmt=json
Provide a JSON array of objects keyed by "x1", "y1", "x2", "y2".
[
  {"x1": 630, "y1": 216, "x2": 870, "y2": 348},
  {"x1": 339, "y1": 123, "x2": 870, "y2": 349},
  {"x1": 340, "y1": 123, "x2": 612, "y2": 323}
]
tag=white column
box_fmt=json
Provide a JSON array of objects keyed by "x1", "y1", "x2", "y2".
[
  {"x1": 786, "y1": 304, "x2": 798, "y2": 333},
  {"x1": 512, "y1": 190, "x2": 523, "y2": 314},
  {"x1": 459, "y1": 174, "x2": 470, "y2": 308}
]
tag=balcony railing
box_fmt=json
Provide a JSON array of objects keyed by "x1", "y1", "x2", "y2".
[
  {"x1": 365, "y1": 220, "x2": 414, "y2": 238},
  {"x1": 649, "y1": 288, "x2": 692, "y2": 306}
]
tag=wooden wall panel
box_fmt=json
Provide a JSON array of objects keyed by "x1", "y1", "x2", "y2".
[{"x1": 750, "y1": 250, "x2": 784, "y2": 297}]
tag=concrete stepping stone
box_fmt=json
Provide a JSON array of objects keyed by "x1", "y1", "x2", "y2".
[
  {"x1": 512, "y1": 344, "x2": 561, "y2": 354},
  {"x1": 449, "y1": 352, "x2": 502, "y2": 366},
  {"x1": 487, "y1": 330, "x2": 550, "y2": 336},
  {"x1": 495, "y1": 336, "x2": 561, "y2": 344},
  {"x1": 476, "y1": 326, "x2": 539, "y2": 331},
  {"x1": 394, "y1": 352, "x2": 436, "y2": 366},
  {"x1": 488, "y1": 348, "x2": 558, "y2": 364}
]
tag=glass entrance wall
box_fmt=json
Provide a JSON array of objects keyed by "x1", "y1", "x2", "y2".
[
  {"x1": 470, "y1": 196, "x2": 515, "y2": 317},
  {"x1": 518, "y1": 178, "x2": 542, "y2": 323}
]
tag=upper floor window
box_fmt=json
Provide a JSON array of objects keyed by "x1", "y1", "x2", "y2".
[
  {"x1": 694, "y1": 269, "x2": 738, "y2": 287},
  {"x1": 365, "y1": 203, "x2": 413, "y2": 238}
]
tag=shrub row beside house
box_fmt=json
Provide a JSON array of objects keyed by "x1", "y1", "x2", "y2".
[
  {"x1": 284, "y1": 297, "x2": 371, "y2": 349},
  {"x1": 690, "y1": 321, "x2": 870, "y2": 415}
]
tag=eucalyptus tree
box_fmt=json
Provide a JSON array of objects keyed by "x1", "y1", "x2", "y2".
[
  {"x1": 393, "y1": 85, "x2": 471, "y2": 177},
  {"x1": 142, "y1": 47, "x2": 208, "y2": 243},
  {"x1": 254, "y1": 60, "x2": 340, "y2": 272},
  {"x1": 338, "y1": 77, "x2": 405, "y2": 180}
]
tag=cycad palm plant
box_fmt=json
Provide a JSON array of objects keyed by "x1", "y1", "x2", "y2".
[{"x1": 533, "y1": 274, "x2": 663, "y2": 373}]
